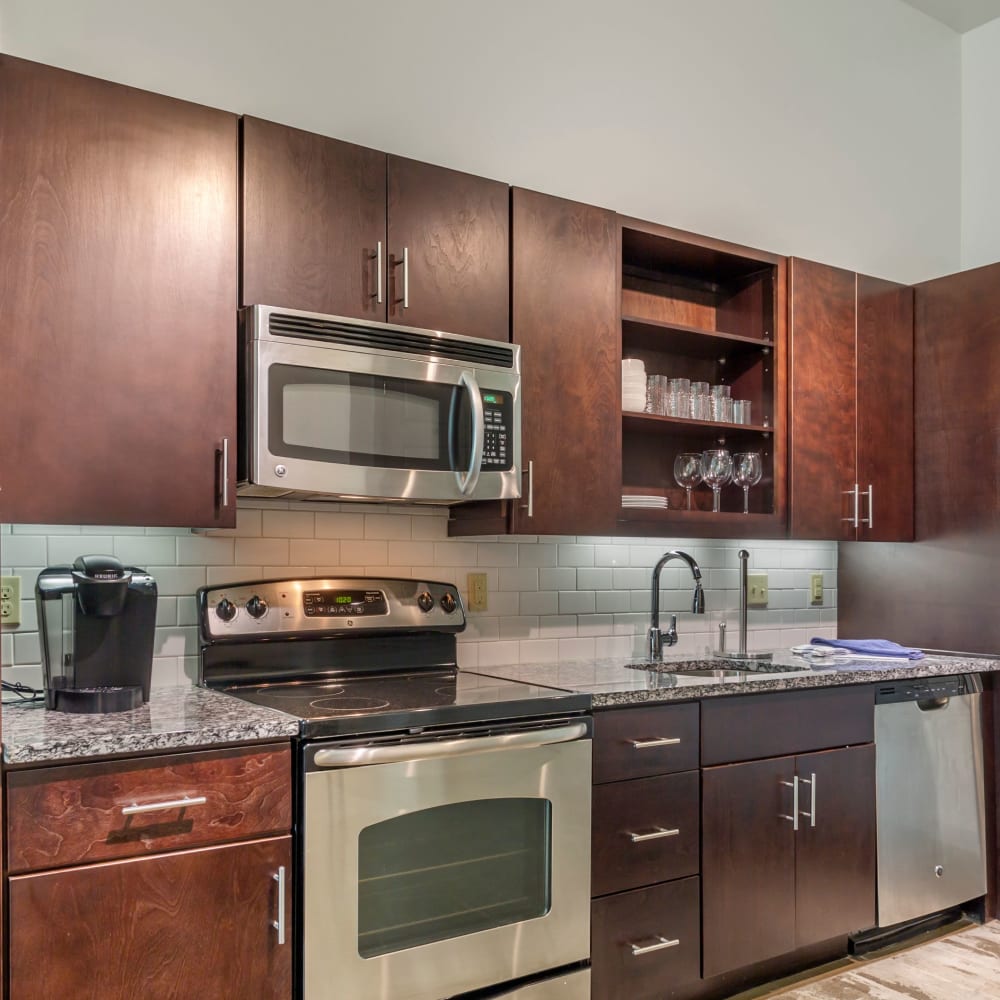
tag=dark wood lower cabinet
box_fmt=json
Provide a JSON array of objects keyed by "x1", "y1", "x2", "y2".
[
  {"x1": 8, "y1": 835, "x2": 292, "y2": 1000},
  {"x1": 592, "y1": 876, "x2": 701, "y2": 1000}
]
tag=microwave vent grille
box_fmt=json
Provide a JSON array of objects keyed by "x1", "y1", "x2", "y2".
[{"x1": 268, "y1": 313, "x2": 515, "y2": 369}]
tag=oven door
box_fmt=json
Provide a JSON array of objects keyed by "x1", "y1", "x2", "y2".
[
  {"x1": 302, "y1": 721, "x2": 592, "y2": 1000},
  {"x1": 244, "y1": 324, "x2": 521, "y2": 503}
]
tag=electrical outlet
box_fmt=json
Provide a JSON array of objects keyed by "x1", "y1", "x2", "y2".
[
  {"x1": 467, "y1": 573, "x2": 489, "y2": 613},
  {"x1": 810, "y1": 573, "x2": 824, "y2": 605},
  {"x1": 747, "y1": 573, "x2": 768, "y2": 608},
  {"x1": 1, "y1": 576, "x2": 21, "y2": 627}
]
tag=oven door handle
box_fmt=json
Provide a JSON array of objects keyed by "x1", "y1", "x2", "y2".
[
  {"x1": 312, "y1": 721, "x2": 589, "y2": 768},
  {"x1": 454, "y1": 370, "x2": 485, "y2": 496}
]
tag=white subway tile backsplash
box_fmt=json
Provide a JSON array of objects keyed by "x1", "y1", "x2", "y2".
[{"x1": 0, "y1": 515, "x2": 837, "y2": 678}]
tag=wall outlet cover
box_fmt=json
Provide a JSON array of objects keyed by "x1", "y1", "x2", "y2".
[
  {"x1": 810, "y1": 573, "x2": 824, "y2": 605},
  {"x1": 747, "y1": 573, "x2": 768, "y2": 608},
  {"x1": 1, "y1": 575, "x2": 22, "y2": 627},
  {"x1": 467, "y1": 572, "x2": 489, "y2": 613}
]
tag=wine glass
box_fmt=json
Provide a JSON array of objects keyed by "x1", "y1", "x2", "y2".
[
  {"x1": 700, "y1": 449, "x2": 733, "y2": 513},
  {"x1": 673, "y1": 453, "x2": 702, "y2": 511},
  {"x1": 732, "y1": 452, "x2": 763, "y2": 514}
]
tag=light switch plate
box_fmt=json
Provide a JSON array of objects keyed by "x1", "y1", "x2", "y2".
[
  {"x1": 810, "y1": 573, "x2": 824, "y2": 605},
  {"x1": 1, "y1": 576, "x2": 21, "y2": 627},
  {"x1": 467, "y1": 573, "x2": 488, "y2": 613},
  {"x1": 747, "y1": 573, "x2": 768, "y2": 608}
]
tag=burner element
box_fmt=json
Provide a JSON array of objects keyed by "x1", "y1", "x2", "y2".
[{"x1": 309, "y1": 695, "x2": 392, "y2": 715}]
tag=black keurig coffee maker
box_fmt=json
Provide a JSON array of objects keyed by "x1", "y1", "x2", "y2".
[{"x1": 36, "y1": 555, "x2": 157, "y2": 713}]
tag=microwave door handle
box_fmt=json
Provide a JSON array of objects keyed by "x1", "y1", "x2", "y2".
[{"x1": 455, "y1": 370, "x2": 485, "y2": 495}]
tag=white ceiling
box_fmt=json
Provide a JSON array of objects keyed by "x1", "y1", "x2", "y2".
[{"x1": 898, "y1": 0, "x2": 1000, "y2": 32}]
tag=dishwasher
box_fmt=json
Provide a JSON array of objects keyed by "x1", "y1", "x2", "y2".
[{"x1": 875, "y1": 674, "x2": 987, "y2": 929}]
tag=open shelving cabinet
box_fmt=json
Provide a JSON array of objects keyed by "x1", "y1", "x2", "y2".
[{"x1": 617, "y1": 218, "x2": 787, "y2": 537}]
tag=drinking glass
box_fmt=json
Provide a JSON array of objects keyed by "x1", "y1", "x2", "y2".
[
  {"x1": 732, "y1": 451, "x2": 763, "y2": 514},
  {"x1": 700, "y1": 449, "x2": 733, "y2": 513},
  {"x1": 673, "y1": 453, "x2": 703, "y2": 511}
]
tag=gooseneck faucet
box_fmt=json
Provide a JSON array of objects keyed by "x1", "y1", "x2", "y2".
[{"x1": 648, "y1": 550, "x2": 706, "y2": 661}]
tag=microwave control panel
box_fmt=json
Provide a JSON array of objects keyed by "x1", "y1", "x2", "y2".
[{"x1": 481, "y1": 390, "x2": 513, "y2": 470}]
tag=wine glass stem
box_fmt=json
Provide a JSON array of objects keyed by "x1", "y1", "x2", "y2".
[
  {"x1": 712, "y1": 486, "x2": 721, "y2": 513},
  {"x1": 742, "y1": 486, "x2": 750, "y2": 514},
  {"x1": 685, "y1": 486, "x2": 692, "y2": 511}
]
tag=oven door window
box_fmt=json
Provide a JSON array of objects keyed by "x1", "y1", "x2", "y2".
[
  {"x1": 268, "y1": 364, "x2": 475, "y2": 472},
  {"x1": 357, "y1": 798, "x2": 551, "y2": 958}
]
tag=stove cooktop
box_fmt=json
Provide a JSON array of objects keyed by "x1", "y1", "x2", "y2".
[{"x1": 222, "y1": 669, "x2": 591, "y2": 738}]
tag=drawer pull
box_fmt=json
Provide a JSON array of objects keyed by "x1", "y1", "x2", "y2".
[
  {"x1": 630, "y1": 936, "x2": 680, "y2": 957},
  {"x1": 627, "y1": 826, "x2": 680, "y2": 843},
  {"x1": 272, "y1": 866, "x2": 287, "y2": 945},
  {"x1": 121, "y1": 795, "x2": 208, "y2": 816},
  {"x1": 630, "y1": 737, "x2": 681, "y2": 750}
]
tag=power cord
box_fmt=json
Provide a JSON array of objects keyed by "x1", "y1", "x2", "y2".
[{"x1": 1, "y1": 679, "x2": 45, "y2": 704}]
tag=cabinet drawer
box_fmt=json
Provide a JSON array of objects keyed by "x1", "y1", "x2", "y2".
[
  {"x1": 593, "y1": 703, "x2": 699, "y2": 783},
  {"x1": 592, "y1": 771, "x2": 699, "y2": 896},
  {"x1": 701, "y1": 685, "x2": 874, "y2": 765},
  {"x1": 592, "y1": 876, "x2": 700, "y2": 1000},
  {"x1": 7, "y1": 744, "x2": 292, "y2": 873}
]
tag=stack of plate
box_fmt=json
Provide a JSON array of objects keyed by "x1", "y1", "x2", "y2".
[
  {"x1": 622, "y1": 358, "x2": 646, "y2": 412},
  {"x1": 621, "y1": 495, "x2": 670, "y2": 509}
]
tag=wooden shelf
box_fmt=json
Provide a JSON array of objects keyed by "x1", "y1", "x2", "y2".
[
  {"x1": 622, "y1": 411, "x2": 771, "y2": 436},
  {"x1": 622, "y1": 314, "x2": 773, "y2": 359}
]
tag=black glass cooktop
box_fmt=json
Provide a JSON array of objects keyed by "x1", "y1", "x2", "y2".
[{"x1": 223, "y1": 669, "x2": 590, "y2": 738}]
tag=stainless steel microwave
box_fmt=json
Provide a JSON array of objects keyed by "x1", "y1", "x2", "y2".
[{"x1": 237, "y1": 305, "x2": 521, "y2": 504}]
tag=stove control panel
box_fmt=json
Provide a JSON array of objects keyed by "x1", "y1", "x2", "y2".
[{"x1": 199, "y1": 577, "x2": 465, "y2": 640}]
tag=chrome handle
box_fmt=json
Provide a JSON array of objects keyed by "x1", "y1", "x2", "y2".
[
  {"x1": 370, "y1": 241, "x2": 383, "y2": 304},
  {"x1": 798, "y1": 773, "x2": 816, "y2": 827},
  {"x1": 219, "y1": 438, "x2": 230, "y2": 509},
  {"x1": 780, "y1": 776, "x2": 799, "y2": 831},
  {"x1": 630, "y1": 736, "x2": 681, "y2": 749},
  {"x1": 627, "y1": 826, "x2": 680, "y2": 843},
  {"x1": 861, "y1": 484, "x2": 873, "y2": 528},
  {"x1": 121, "y1": 795, "x2": 207, "y2": 816},
  {"x1": 519, "y1": 460, "x2": 534, "y2": 517},
  {"x1": 630, "y1": 936, "x2": 680, "y2": 957},
  {"x1": 272, "y1": 866, "x2": 286, "y2": 945},
  {"x1": 314, "y1": 721, "x2": 587, "y2": 768},
  {"x1": 455, "y1": 370, "x2": 485, "y2": 496},
  {"x1": 841, "y1": 484, "x2": 860, "y2": 527}
]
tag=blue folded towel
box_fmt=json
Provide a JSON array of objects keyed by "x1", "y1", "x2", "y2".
[{"x1": 810, "y1": 637, "x2": 925, "y2": 660}]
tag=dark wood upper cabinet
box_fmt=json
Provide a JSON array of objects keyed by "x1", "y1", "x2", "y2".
[
  {"x1": 617, "y1": 219, "x2": 788, "y2": 538},
  {"x1": 0, "y1": 55, "x2": 238, "y2": 527},
  {"x1": 241, "y1": 121, "x2": 510, "y2": 341},
  {"x1": 241, "y1": 115, "x2": 386, "y2": 320},
  {"x1": 509, "y1": 188, "x2": 620, "y2": 535},
  {"x1": 789, "y1": 258, "x2": 913, "y2": 541},
  {"x1": 387, "y1": 156, "x2": 509, "y2": 342}
]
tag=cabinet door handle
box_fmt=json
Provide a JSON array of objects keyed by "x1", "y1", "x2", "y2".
[
  {"x1": 630, "y1": 936, "x2": 680, "y2": 957},
  {"x1": 272, "y1": 866, "x2": 286, "y2": 945},
  {"x1": 392, "y1": 247, "x2": 409, "y2": 308},
  {"x1": 121, "y1": 795, "x2": 207, "y2": 816},
  {"x1": 630, "y1": 736, "x2": 681, "y2": 749},
  {"x1": 841, "y1": 483, "x2": 859, "y2": 527},
  {"x1": 217, "y1": 438, "x2": 230, "y2": 510},
  {"x1": 780, "y1": 776, "x2": 799, "y2": 831},
  {"x1": 626, "y1": 826, "x2": 680, "y2": 843},
  {"x1": 860, "y1": 484, "x2": 874, "y2": 528},
  {"x1": 520, "y1": 460, "x2": 534, "y2": 518},
  {"x1": 798, "y1": 772, "x2": 817, "y2": 827},
  {"x1": 370, "y1": 240, "x2": 383, "y2": 304}
]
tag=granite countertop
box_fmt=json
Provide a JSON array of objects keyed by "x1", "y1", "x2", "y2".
[
  {"x1": 1, "y1": 686, "x2": 301, "y2": 765},
  {"x1": 476, "y1": 649, "x2": 1000, "y2": 708}
]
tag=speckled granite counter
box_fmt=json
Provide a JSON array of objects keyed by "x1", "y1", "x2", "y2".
[
  {"x1": 476, "y1": 650, "x2": 1000, "y2": 707},
  {"x1": 1, "y1": 686, "x2": 300, "y2": 765}
]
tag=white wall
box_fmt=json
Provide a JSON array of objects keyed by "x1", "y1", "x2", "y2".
[
  {"x1": 0, "y1": 0, "x2": 961, "y2": 284},
  {"x1": 0, "y1": 505, "x2": 838, "y2": 690},
  {"x1": 961, "y1": 17, "x2": 1000, "y2": 269}
]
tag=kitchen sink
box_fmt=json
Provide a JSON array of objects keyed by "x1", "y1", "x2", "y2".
[{"x1": 628, "y1": 658, "x2": 812, "y2": 677}]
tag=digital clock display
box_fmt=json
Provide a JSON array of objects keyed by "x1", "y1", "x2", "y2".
[{"x1": 335, "y1": 595, "x2": 352, "y2": 604}]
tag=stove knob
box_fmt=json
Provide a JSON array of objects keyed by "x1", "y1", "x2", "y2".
[
  {"x1": 215, "y1": 598, "x2": 237, "y2": 622},
  {"x1": 417, "y1": 591, "x2": 434, "y2": 613},
  {"x1": 440, "y1": 592, "x2": 457, "y2": 614},
  {"x1": 245, "y1": 595, "x2": 268, "y2": 619}
]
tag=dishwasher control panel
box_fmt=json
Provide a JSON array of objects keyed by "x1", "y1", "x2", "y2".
[{"x1": 875, "y1": 673, "x2": 980, "y2": 704}]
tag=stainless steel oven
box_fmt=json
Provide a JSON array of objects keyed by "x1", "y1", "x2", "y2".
[
  {"x1": 303, "y1": 720, "x2": 591, "y2": 1000},
  {"x1": 198, "y1": 576, "x2": 592, "y2": 1000},
  {"x1": 237, "y1": 304, "x2": 521, "y2": 503}
]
